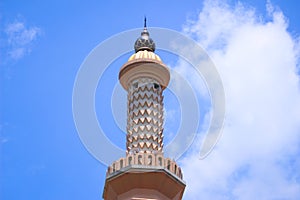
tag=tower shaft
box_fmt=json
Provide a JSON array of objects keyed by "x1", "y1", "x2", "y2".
[{"x1": 127, "y1": 77, "x2": 164, "y2": 153}]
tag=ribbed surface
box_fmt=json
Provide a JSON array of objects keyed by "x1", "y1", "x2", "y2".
[
  {"x1": 128, "y1": 50, "x2": 162, "y2": 62},
  {"x1": 127, "y1": 78, "x2": 164, "y2": 153}
]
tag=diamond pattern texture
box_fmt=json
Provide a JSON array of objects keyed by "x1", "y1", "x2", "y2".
[{"x1": 127, "y1": 78, "x2": 164, "y2": 153}]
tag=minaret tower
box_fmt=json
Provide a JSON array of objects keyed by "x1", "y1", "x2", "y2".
[{"x1": 103, "y1": 19, "x2": 186, "y2": 200}]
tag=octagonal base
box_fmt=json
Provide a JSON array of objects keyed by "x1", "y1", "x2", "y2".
[{"x1": 103, "y1": 165, "x2": 185, "y2": 200}]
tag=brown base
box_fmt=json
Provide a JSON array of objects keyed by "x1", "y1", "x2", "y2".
[{"x1": 103, "y1": 166, "x2": 185, "y2": 200}]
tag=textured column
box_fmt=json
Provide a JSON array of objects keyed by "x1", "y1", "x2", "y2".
[{"x1": 127, "y1": 77, "x2": 164, "y2": 154}]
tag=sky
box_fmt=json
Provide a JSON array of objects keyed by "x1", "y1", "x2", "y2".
[{"x1": 1, "y1": 0, "x2": 300, "y2": 200}]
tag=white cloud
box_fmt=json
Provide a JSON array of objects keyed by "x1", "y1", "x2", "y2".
[
  {"x1": 4, "y1": 19, "x2": 41, "y2": 61},
  {"x1": 179, "y1": 1, "x2": 300, "y2": 199},
  {"x1": 172, "y1": 59, "x2": 211, "y2": 100},
  {"x1": 0, "y1": 124, "x2": 9, "y2": 144}
]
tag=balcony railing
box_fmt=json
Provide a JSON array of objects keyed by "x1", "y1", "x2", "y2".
[{"x1": 106, "y1": 152, "x2": 183, "y2": 179}]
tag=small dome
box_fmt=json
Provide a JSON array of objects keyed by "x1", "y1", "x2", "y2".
[
  {"x1": 134, "y1": 18, "x2": 156, "y2": 52},
  {"x1": 128, "y1": 50, "x2": 162, "y2": 62}
]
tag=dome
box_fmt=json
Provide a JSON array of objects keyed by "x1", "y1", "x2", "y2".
[
  {"x1": 134, "y1": 18, "x2": 156, "y2": 52},
  {"x1": 128, "y1": 50, "x2": 162, "y2": 62},
  {"x1": 119, "y1": 18, "x2": 169, "y2": 91}
]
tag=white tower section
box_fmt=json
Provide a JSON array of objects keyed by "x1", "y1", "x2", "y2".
[
  {"x1": 120, "y1": 49, "x2": 170, "y2": 154},
  {"x1": 119, "y1": 19, "x2": 170, "y2": 154},
  {"x1": 127, "y1": 77, "x2": 164, "y2": 153}
]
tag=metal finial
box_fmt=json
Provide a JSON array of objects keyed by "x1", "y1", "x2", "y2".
[{"x1": 134, "y1": 16, "x2": 155, "y2": 52}]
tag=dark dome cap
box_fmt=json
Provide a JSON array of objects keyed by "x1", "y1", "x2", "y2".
[{"x1": 134, "y1": 17, "x2": 156, "y2": 53}]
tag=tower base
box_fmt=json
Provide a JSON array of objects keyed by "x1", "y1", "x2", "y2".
[{"x1": 103, "y1": 165, "x2": 185, "y2": 200}]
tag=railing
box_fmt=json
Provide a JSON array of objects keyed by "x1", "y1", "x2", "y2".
[{"x1": 106, "y1": 152, "x2": 183, "y2": 179}]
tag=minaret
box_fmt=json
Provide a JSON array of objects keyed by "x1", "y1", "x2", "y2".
[{"x1": 103, "y1": 19, "x2": 186, "y2": 200}]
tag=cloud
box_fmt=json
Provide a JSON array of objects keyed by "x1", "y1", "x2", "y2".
[
  {"x1": 3, "y1": 19, "x2": 41, "y2": 61},
  {"x1": 0, "y1": 124, "x2": 9, "y2": 144},
  {"x1": 178, "y1": 1, "x2": 300, "y2": 199}
]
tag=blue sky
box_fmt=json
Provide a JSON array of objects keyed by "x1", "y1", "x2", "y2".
[{"x1": 1, "y1": 0, "x2": 300, "y2": 199}]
